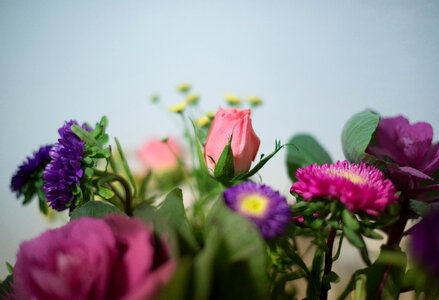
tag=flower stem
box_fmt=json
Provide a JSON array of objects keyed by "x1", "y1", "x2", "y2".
[
  {"x1": 374, "y1": 197, "x2": 410, "y2": 299},
  {"x1": 95, "y1": 170, "x2": 133, "y2": 216},
  {"x1": 321, "y1": 227, "x2": 336, "y2": 300}
]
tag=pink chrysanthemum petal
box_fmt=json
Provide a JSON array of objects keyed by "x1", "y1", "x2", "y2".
[{"x1": 290, "y1": 160, "x2": 398, "y2": 215}]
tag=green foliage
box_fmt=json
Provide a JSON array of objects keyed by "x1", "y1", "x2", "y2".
[
  {"x1": 286, "y1": 134, "x2": 332, "y2": 181},
  {"x1": 70, "y1": 201, "x2": 123, "y2": 220},
  {"x1": 338, "y1": 246, "x2": 407, "y2": 300},
  {"x1": 201, "y1": 200, "x2": 270, "y2": 300},
  {"x1": 213, "y1": 137, "x2": 235, "y2": 185},
  {"x1": 158, "y1": 188, "x2": 199, "y2": 252},
  {"x1": 114, "y1": 137, "x2": 137, "y2": 197},
  {"x1": 342, "y1": 109, "x2": 380, "y2": 163}
]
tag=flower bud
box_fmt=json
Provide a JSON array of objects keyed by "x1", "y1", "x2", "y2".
[{"x1": 204, "y1": 107, "x2": 260, "y2": 175}]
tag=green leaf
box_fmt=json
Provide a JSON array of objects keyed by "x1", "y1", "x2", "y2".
[
  {"x1": 97, "y1": 186, "x2": 115, "y2": 199},
  {"x1": 71, "y1": 125, "x2": 101, "y2": 147},
  {"x1": 191, "y1": 120, "x2": 210, "y2": 175},
  {"x1": 214, "y1": 137, "x2": 235, "y2": 184},
  {"x1": 114, "y1": 137, "x2": 137, "y2": 197},
  {"x1": 0, "y1": 274, "x2": 13, "y2": 298},
  {"x1": 354, "y1": 274, "x2": 367, "y2": 300},
  {"x1": 206, "y1": 200, "x2": 270, "y2": 299},
  {"x1": 342, "y1": 209, "x2": 360, "y2": 232},
  {"x1": 307, "y1": 248, "x2": 323, "y2": 299},
  {"x1": 158, "y1": 188, "x2": 199, "y2": 251},
  {"x1": 409, "y1": 199, "x2": 438, "y2": 216},
  {"x1": 193, "y1": 227, "x2": 222, "y2": 300},
  {"x1": 342, "y1": 110, "x2": 380, "y2": 163},
  {"x1": 233, "y1": 140, "x2": 284, "y2": 182},
  {"x1": 5, "y1": 263, "x2": 13, "y2": 275},
  {"x1": 133, "y1": 202, "x2": 180, "y2": 257},
  {"x1": 343, "y1": 226, "x2": 365, "y2": 248},
  {"x1": 286, "y1": 134, "x2": 332, "y2": 181},
  {"x1": 70, "y1": 201, "x2": 123, "y2": 220},
  {"x1": 152, "y1": 257, "x2": 192, "y2": 300}
]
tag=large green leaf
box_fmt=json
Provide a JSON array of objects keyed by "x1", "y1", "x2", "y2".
[
  {"x1": 70, "y1": 201, "x2": 123, "y2": 220},
  {"x1": 342, "y1": 110, "x2": 380, "y2": 163},
  {"x1": 158, "y1": 188, "x2": 199, "y2": 252},
  {"x1": 286, "y1": 134, "x2": 332, "y2": 181},
  {"x1": 205, "y1": 201, "x2": 270, "y2": 299}
]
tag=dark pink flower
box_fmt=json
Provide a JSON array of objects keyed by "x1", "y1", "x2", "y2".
[
  {"x1": 290, "y1": 161, "x2": 398, "y2": 216},
  {"x1": 13, "y1": 214, "x2": 175, "y2": 300}
]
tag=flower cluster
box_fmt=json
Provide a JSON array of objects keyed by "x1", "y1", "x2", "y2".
[
  {"x1": 10, "y1": 145, "x2": 52, "y2": 198},
  {"x1": 42, "y1": 120, "x2": 91, "y2": 211},
  {"x1": 291, "y1": 160, "x2": 398, "y2": 215},
  {"x1": 13, "y1": 214, "x2": 175, "y2": 300},
  {"x1": 6, "y1": 95, "x2": 439, "y2": 300}
]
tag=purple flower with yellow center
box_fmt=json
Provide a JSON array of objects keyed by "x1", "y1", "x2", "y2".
[
  {"x1": 290, "y1": 160, "x2": 398, "y2": 216},
  {"x1": 11, "y1": 145, "x2": 52, "y2": 197},
  {"x1": 223, "y1": 182, "x2": 291, "y2": 239},
  {"x1": 366, "y1": 116, "x2": 439, "y2": 201},
  {"x1": 411, "y1": 209, "x2": 439, "y2": 282},
  {"x1": 42, "y1": 120, "x2": 91, "y2": 211}
]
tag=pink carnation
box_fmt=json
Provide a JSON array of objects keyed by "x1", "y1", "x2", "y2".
[
  {"x1": 137, "y1": 137, "x2": 181, "y2": 171},
  {"x1": 13, "y1": 214, "x2": 175, "y2": 300},
  {"x1": 290, "y1": 161, "x2": 398, "y2": 216}
]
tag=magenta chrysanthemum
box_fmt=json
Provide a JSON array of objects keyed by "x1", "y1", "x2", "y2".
[{"x1": 290, "y1": 160, "x2": 398, "y2": 216}]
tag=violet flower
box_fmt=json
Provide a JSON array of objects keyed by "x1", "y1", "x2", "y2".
[
  {"x1": 11, "y1": 145, "x2": 52, "y2": 198},
  {"x1": 223, "y1": 182, "x2": 291, "y2": 239},
  {"x1": 411, "y1": 209, "x2": 439, "y2": 282},
  {"x1": 366, "y1": 116, "x2": 439, "y2": 201},
  {"x1": 42, "y1": 120, "x2": 90, "y2": 211}
]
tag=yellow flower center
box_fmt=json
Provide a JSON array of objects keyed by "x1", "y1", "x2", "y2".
[
  {"x1": 240, "y1": 194, "x2": 268, "y2": 216},
  {"x1": 326, "y1": 169, "x2": 366, "y2": 184}
]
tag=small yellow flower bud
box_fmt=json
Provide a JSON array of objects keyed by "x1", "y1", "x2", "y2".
[
  {"x1": 224, "y1": 93, "x2": 241, "y2": 105},
  {"x1": 169, "y1": 101, "x2": 187, "y2": 113},
  {"x1": 206, "y1": 112, "x2": 216, "y2": 119},
  {"x1": 185, "y1": 94, "x2": 200, "y2": 104},
  {"x1": 150, "y1": 93, "x2": 159, "y2": 103},
  {"x1": 247, "y1": 95, "x2": 263, "y2": 106},
  {"x1": 195, "y1": 116, "x2": 210, "y2": 127},
  {"x1": 177, "y1": 83, "x2": 191, "y2": 93}
]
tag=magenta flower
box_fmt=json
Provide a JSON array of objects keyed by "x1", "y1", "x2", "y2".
[
  {"x1": 290, "y1": 161, "x2": 398, "y2": 216},
  {"x1": 13, "y1": 214, "x2": 176, "y2": 300}
]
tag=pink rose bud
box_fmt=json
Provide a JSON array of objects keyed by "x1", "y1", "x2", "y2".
[
  {"x1": 204, "y1": 107, "x2": 260, "y2": 175},
  {"x1": 13, "y1": 214, "x2": 176, "y2": 300},
  {"x1": 137, "y1": 137, "x2": 182, "y2": 171}
]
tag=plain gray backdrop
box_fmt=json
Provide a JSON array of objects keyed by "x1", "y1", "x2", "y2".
[{"x1": 1, "y1": 1, "x2": 438, "y2": 278}]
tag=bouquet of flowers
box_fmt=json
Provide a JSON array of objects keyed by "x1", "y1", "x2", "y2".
[{"x1": 2, "y1": 84, "x2": 439, "y2": 300}]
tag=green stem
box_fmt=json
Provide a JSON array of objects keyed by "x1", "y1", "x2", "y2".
[
  {"x1": 321, "y1": 227, "x2": 336, "y2": 300},
  {"x1": 374, "y1": 196, "x2": 410, "y2": 299},
  {"x1": 95, "y1": 170, "x2": 133, "y2": 216}
]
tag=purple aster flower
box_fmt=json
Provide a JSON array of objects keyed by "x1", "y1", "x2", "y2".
[
  {"x1": 11, "y1": 145, "x2": 52, "y2": 197},
  {"x1": 223, "y1": 182, "x2": 291, "y2": 239},
  {"x1": 411, "y1": 209, "x2": 439, "y2": 282},
  {"x1": 42, "y1": 120, "x2": 91, "y2": 211},
  {"x1": 291, "y1": 161, "x2": 398, "y2": 216},
  {"x1": 366, "y1": 116, "x2": 439, "y2": 201}
]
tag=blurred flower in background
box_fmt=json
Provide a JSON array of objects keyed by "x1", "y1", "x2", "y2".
[{"x1": 137, "y1": 137, "x2": 182, "y2": 172}]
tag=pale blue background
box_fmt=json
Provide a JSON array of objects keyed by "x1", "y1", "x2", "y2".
[{"x1": 1, "y1": 1, "x2": 439, "y2": 279}]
